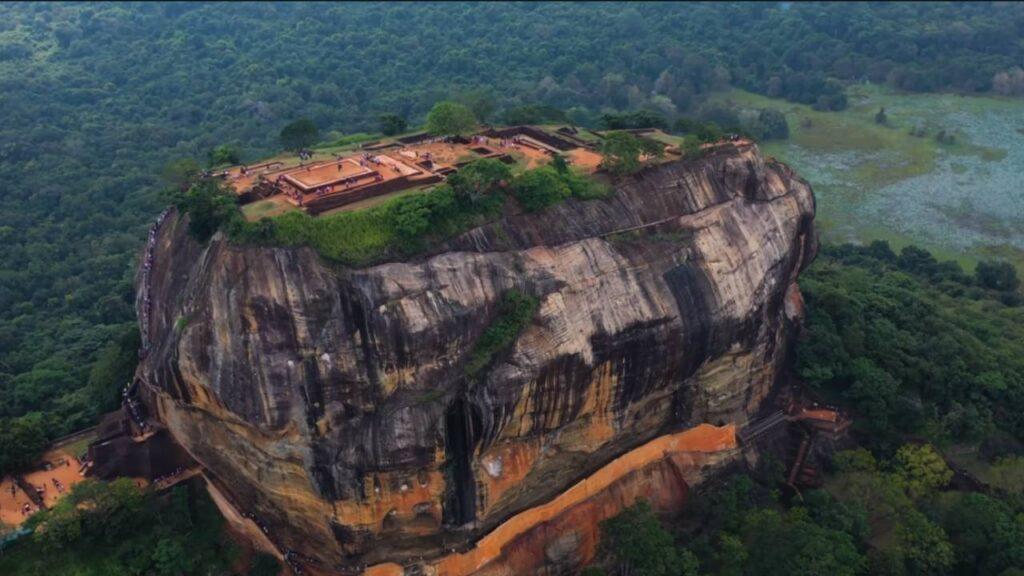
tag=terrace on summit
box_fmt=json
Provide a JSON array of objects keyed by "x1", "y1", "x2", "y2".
[{"x1": 220, "y1": 125, "x2": 653, "y2": 218}]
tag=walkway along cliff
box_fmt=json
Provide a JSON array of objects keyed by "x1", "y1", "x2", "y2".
[{"x1": 132, "y1": 142, "x2": 817, "y2": 574}]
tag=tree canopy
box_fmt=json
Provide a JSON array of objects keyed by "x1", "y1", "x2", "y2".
[
  {"x1": 426, "y1": 101, "x2": 478, "y2": 136},
  {"x1": 600, "y1": 132, "x2": 664, "y2": 176},
  {"x1": 1, "y1": 480, "x2": 237, "y2": 576},
  {"x1": 797, "y1": 242, "x2": 1024, "y2": 451},
  {"x1": 378, "y1": 113, "x2": 409, "y2": 136},
  {"x1": 279, "y1": 118, "x2": 319, "y2": 151}
]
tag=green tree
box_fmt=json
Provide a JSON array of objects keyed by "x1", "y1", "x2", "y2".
[
  {"x1": 639, "y1": 137, "x2": 665, "y2": 159},
  {"x1": 942, "y1": 493, "x2": 1024, "y2": 574},
  {"x1": 741, "y1": 508, "x2": 866, "y2": 576},
  {"x1": 279, "y1": 118, "x2": 319, "y2": 151},
  {"x1": 447, "y1": 159, "x2": 511, "y2": 205},
  {"x1": 600, "y1": 110, "x2": 667, "y2": 130},
  {"x1": 162, "y1": 158, "x2": 202, "y2": 191},
  {"x1": 975, "y1": 260, "x2": 1019, "y2": 292},
  {"x1": 389, "y1": 186, "x2": 457, "y2": 241},
  {"x1": 464, "y1": 290, "x2": 539, "y2": 377},
  {"x1": 600, "y1": 131, "x2": 644, "y2": 176},
  {"x1": 10, "y1": 366, "x2": 77, "y2": 414},
  {"x1": 679, "y1": 548, "x2": 700, "y2": 576},
  {"x1": 426, "y1": 101, "x2": 478, "y2": 136},
  {"x1": 894, "y1": 510, "x2": 954, "y2": 576},
  {"x1": 510, "y1": 166, "x2": 571, "y2": 212},
  {"x1": 0, "y1": 412, "x2": 50, "y2": 476},
  {"x1": 152, "y1": 537, "x2": 191, "y2": 576},
  {"x1": 85, "y1": 326, "x2": 140, "y2": 414},
  {"x1": 695, "y1": 122, "x2": 723, "y2": 144},
  {"x1": 378, "y1": 113, "x2": 408, "y2": 136},
  {"x1": 833, "y1": 448, "x2": 879, "y2": 473},
  {"x1": 460, "y1": 89, "x2": 496, "y2": 123},
  {"x1": 758, "y1": 108, "x2": 790, "y2": 139},
  {"x1": 32, "y1": 502, "x2": 83, "y2": 550},
  {"x1": 207, "y1": 144, "x2": 240, "y2": 167},
  {"x1": 550, "y1": 154, "x2": 569, "y2": 174},
  {"x1": 72, "y1": 478, "x2": 149, "y2": 541},
  {"x1": 845, "y1": 358, "x2": 900, "y2": 434},
  {"x1": 892, "y1": 443, "x2": 952, "y2": 499},
  {"x1": 176, "y1": 180, "x2": 239, "y2": 243},
  {"x1": 682, "y1": 137, "x2": 704, "y2": 158},
  {"x1": 715, "y1": 533, "x2": 748, "y2": 576},
  {"x1": 600, "y1": 501, "x2": 687, "y2": 576}
]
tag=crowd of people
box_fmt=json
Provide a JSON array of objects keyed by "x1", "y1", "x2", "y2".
[
  {"x1": 139, "y1": 208, "x2": 172, "y2": 358},
  {"x1": 498, "y1": 135, "x2": 528, "y2": 150},
  {"x1": 275, "y1": 176, "x2": 308, "y2": 206},
  {"x1": 358, "y1": 152, "x2": 385, "y2": 168},
  {"x1": 284, "y1": 550, "x2": 306, "y2": 574},
  {"x1": 151, "y1": 466, "x2": 188, "y2": 486},
  {"x1": 238, "y1": 510, "x2": 307, "y2": 574},
  {"x1": 122, "y1": 380, "x2": 149, "y2": 434}
]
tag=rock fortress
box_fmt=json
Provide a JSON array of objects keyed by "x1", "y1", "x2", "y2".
[{"x1": 89, "y1": 124, "x2": 840, "y2": 575}]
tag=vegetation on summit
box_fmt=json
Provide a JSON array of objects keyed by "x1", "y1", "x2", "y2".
[{"x1": 217, "y1": 156, "x2": 608, "y2": 265}]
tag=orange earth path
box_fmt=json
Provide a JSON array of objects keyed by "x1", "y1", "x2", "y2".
[
  {"x1": 364, "y1": 423, "x2": 736, "y2": 576},
  {"x1": 1, "y1": 449, "x2": 88, "y2": 527},
  {"x1": 0, "y1": 477, "x2": 37, "y2": 528}
]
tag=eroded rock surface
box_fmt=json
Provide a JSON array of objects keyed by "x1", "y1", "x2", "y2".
[{"x1": 136, "y1": 143, "x2": 816, "y2": 570}]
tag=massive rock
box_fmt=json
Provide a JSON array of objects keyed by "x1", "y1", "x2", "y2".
[{"x1": 136, "y1": 142, "x2": 816, "y2": 572}]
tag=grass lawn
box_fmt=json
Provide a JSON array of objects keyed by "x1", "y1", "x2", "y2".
[{"x1": 241, "y1": 197, "x2": 297, "y2": 221}]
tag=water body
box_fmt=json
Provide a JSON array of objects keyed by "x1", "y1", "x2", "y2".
[
  {"x1": 861, "y1": 102, "x2": 1024, "y2": 253},
  {"x1": 756, "y1": 87, "x2": 1024, "y2": 265}
]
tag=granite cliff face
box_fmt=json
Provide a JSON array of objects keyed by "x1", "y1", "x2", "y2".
[{"x1": 136, "y1": 143, "x2": 816, "y2": 573}]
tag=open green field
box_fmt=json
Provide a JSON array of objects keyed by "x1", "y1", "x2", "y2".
[{"x1": 711, "y1": 86, "x2": 1024, "y2": 270}]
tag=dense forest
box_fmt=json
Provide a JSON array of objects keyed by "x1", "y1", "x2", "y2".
[
  {"x1": 2, "y1": 0, "x2": 1024, "y2": 529},
  {"x1": 797, "y1": 243, "x2": 1024, "y2": 451}
]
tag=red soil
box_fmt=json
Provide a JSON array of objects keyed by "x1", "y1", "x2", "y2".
[{"x1": 1, "y1": 449, "x2": 88, "y2": 527}]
